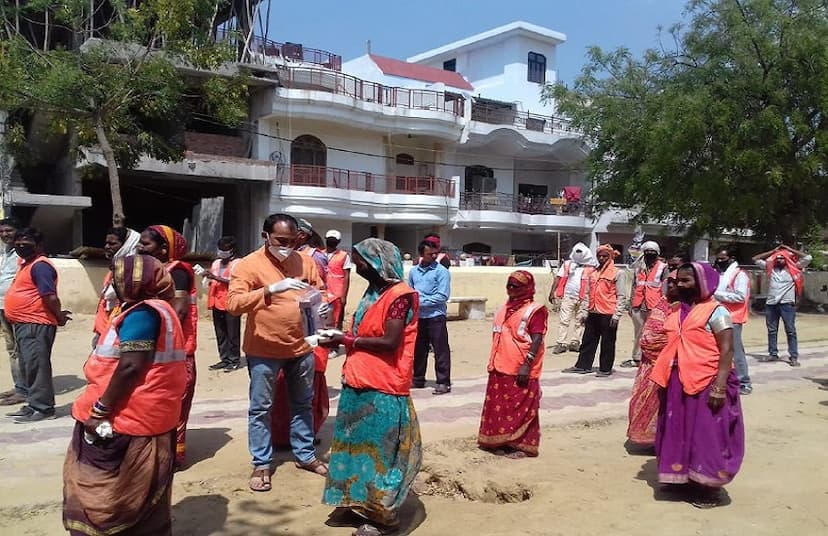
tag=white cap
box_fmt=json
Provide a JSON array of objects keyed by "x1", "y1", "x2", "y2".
[{"x1": 325, "y1": 230, "x2": 341, "y2": 240}]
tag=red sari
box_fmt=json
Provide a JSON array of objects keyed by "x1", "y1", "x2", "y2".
[{"x1": 626, "y1": 297, "x2": 671, "y2": 445}]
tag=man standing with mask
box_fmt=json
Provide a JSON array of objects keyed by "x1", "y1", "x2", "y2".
[
  {"x1": 0, "y1": 217, "x2": 22, "y2": 406},
  {"x1": 204, "y1": 236, "x2": 242, "y2": 372},
  {"x1": 4, "y1": 227, "x2": 71, "y2": 422},
  {"x1": 548, "y1": 242, "x2": 595, "y2": 354},
  {"x1": 713, "y1": 248, "x2": 753, "y2": 395},
  {"x1": 324, "y1": 230, "x2": 351, "y2": 331},
  {"x1": 622, "y1": 241, "x2": 667, "y2": 368},
  {"x1": 227, "y1": 214, "x2": 329, "y2": 491}
]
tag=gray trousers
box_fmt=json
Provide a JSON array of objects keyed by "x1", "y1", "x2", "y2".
[
  {"x1": 630, "y1": 307, "x2": 650, "y2": 361},
  {"x1": 13, "y1": 323, "x2": 56, "y2": 413},
  {"x1": 0, "y1": 310, "x2": 23, "y2": 395}
]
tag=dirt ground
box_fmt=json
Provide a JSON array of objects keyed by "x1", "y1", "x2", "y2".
[{"x1": 0, "y1": 311, "x2": 827, "y2": 535}]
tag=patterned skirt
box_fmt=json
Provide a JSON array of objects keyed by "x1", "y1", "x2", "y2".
[
  {"x1": 323, "y1": 386, "x2": 422, "y2": 526},
  {"x1": 626, "y1": 360, "x2": 660, "y2": 446},
  {"x1": 477, "y1": 370, "x2": 541, "y2": 456}
]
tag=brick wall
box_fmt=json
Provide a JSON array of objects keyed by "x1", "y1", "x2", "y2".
[{"x1": 184, "y1": 131, "x2": 246, "y2": 158}]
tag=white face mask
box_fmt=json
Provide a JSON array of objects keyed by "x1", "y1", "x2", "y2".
[
  {"x1": 217, "y1": 250, "x2": 232, "y2": 259},
  {"x1": 268, "y1": 245, "x2": 292, "y2": 261}
]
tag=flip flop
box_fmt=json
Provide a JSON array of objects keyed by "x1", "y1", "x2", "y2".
[
  {"x1": 619, "y1": 360, "x2": 640, "y2": 368},
  {"x1": 295, "y1": 458, "x2": 329, "y2": 476},
  {"x1": 505, "y1": 450, "x2": 528, "y2": 459},
  {"x1": 249, "y1": 468, "x2": 272, "y2": 492}
]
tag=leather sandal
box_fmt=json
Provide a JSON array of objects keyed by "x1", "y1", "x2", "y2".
[
  {"x1": 249, "y1": 468, "x2": 272, "y2": 492},
  {"x1": 295, "y1": 458, "x2": 329, "y2": 476}
]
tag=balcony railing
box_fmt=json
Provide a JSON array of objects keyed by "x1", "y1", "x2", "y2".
[
  {"x1": 288, "y1": 165, "x2": 455, "y2": 197},
  {"x1": 277, "y1": 68, "x2": 466, "y2": 116},
  {"x1": 470, "y1": 103, "x2": 574, "y2": 134},
  {"x1": 216, "y1": 29, "x2": 342, "y2": 70},
  {"x1": 460, "y1": 191, "x2": 584, "y2": 215}
]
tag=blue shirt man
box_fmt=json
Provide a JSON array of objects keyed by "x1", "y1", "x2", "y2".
[{"x1": 409, "y1": 240, "x2": 452, "y2": 394}]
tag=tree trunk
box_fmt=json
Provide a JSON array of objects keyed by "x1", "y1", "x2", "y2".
[{"x1": 95, "y1": 119, "x2": 125, "y2": 227}]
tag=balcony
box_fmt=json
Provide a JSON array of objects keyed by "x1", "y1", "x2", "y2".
[
  {"x1": 276, "y1": 68, "x2": 465, "y2": 116},
  {"x1": 288, "y1": 165, "x2": 455, "y2": 197},
  {"x1": 470, "y1": 103, "x2": 573, "y2": 135},
  {"x1": 218, "y1": 29, "x2": 342, "y2": 70},
  {"x1": 460, "y1": 192, "x2": 584, "y2": 215}
]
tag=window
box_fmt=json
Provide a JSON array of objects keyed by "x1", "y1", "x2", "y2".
[
  {"x1": 291, "y1": 135, "x2": 327, "y2": 186},
  {"x1": 527, "y1": 52, "x2": 546, "y2": 83},
  {"x1": 464, "y1": 165, "x2": 496, "y2": 193},
  {"x1": 443, "y1": 58, "x2": 456, "y2": 72},
  {"x1": 395, "y1": 153, "x2": 415, "y2": 166}
]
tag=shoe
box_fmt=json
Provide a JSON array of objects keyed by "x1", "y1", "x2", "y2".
[
  {"x1": 432, "y1": 384, "x2": 451, "y2": 395},
  {"x1": 6, "y1": 405, "x2": 33, "y2": 418},
  {"x1": 568, "y1": 342, "x2": 580, "y2": 352},
  {"x1": 739, "y1": 385, "x2": 753, "y2": 396},
  {"x1": 757, "y1": 355, "x2": 780, "y2": 363},
  {"x1": 789, "y1": 358, "x2": 801, "y2": 368},
  {"x1": 595, "y1": 370, "x2": 614, "y2": 377},
  {"x1": 13, "y1": 410, "x2": 55, "y2": 423},
  {"x1": 223, "y1": 363, "x2": 242, "y2": 372},
  {"x1": 562, "y1": 367, "x2": 592, "y2": 374},
  {"x1": 410, "y1": 382, "x2": 426, "y2": 389},
  {"x1": 208, "y1": 361, "x2": 229, "y2": 370},
  {"x1": 551, "y1": 344, "x2": 568, "y2": 354},
  {"x1": 0, "y1": 393, "x2": 26, "y2": 406},
  {"x1": 619, "y1": 359, "x2": 640, "y2": 368}
]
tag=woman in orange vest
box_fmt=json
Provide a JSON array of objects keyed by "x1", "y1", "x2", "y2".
[
  {"x1": 650, "y1": 262, "x2": 745, "y2": 508},
  {"x1": 92, "y1": 227, "x2": 140, "y2": 348},
  {"x1": 478, "y1": 270, "x2": 547, "y2": 458},
  {"x1": 137, "y1": 225, "x2": 197, "y2": 469},
  {"x1": 319, "y1": 238, "x2": 421, "y2": 536},
  {"x1": 626, "y1": 271, "x2": 678, "y2": 448},
  {"x1": 63, "y1": 254, "x2": 187, "y2": 536},
  {"x1": 204, "y1": 236, "x2": 242, "y2": 372}
]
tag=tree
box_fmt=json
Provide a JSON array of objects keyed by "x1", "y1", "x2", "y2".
[
  {"x1": 0, "y1": 1, "x2": 249, "y2": 226},
  {"x1": 546, "y1": 0, "x2": 828, "y2": 243}
]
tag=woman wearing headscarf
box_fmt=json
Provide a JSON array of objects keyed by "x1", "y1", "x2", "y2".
[
  {"x1": 63, "y1": 255, "x2": 187, "y2": 535},
  {"x1": 319, "y1": 238, "x2": 421, "y2": 536},
  {"x1": 650, "y1": 262, "x2": 745, "y2": 508},
  {"x1": 478, "y1": 270, "x2": 547, "y2": 458},
  {"x1": 137, "y1": 225, "x2": 197, "y2": 468},
  {"x1": 93, "y1": 227, "x2": 141, "y2": 347},
  {"x1": 626, "y1": 271, "x2": 678, "y2": 447}
]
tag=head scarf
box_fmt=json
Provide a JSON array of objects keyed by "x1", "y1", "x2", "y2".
[
  {"x1": 425, "y1": 235, "x2": 441, "y2": 250},
  {"x1": 766, "y1": 247, "x2": 803, "y2": 296},
  {"x1": 679, "y1": 262, "x2": 720, "y2": 321},
  {"x1": 112, "y1": 254, "x2": 175, "y2": 304},
  {"x1": 641, "y1": 240, "x2": 660, "y2": 254},
  {"x1": 113, "y1": 228, "x2": 141, "y2": 260},
  {"x1": 506, "y1": 270, "x2": 535, "y2": 316},
  {"x1": 569, "y1": 242, "x2": 597, "y2": 267},
  {"x1": 147, "y1": 225, "x2": 188, "y2": 261},
  {"x1": 596, "y1": 243, "x2": 620, "y2": 259},
  {"x1": 351, "y1": 238, "x2": 406, "y2": 333},
  {"x1": 297, "y1": 218, "x2": 314, "y2": 235}
]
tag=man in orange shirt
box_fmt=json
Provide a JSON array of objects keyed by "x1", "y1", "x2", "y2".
[
  {"x1": 4, "y1": 228, "x2": 70, "y2": 422},
  {"x1": 227, "y1": 214, "x2": 329, "y2": 492}
]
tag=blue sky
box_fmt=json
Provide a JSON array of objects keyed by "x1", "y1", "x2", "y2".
[{"x1": 263, "y1": 0, "x2": 688, "y2": 84}]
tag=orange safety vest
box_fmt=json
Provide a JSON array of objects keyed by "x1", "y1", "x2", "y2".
[
  {"x1": 489, "y1": 301, "x2": 547, "y2": 379},
  {"x1": 588, "y1": 263, "x2": 619, "y2": 315},
  {"x1": 4, "y1": 256, "x2": 59, "y2": 325},
  {"x1": 326, "y1": 249, "x2": 349, "y2": 299},
  {"x1": 72, "y1": 299, "x2": 187, "y2": 436},
  {"x1": 93, "y1": 271, "x2": 115, "y2": 337},
  {"x1": 650, "y1": 299, "x2": 728, "y2": 395},
  {"x1": 207, "y1": 258, "x2": 238, "y2": 311},
  {"x1": 554, "y1": 261, "x2": 591, "y2": 299},
  {"x1": 343, "y1": 282, "x2": 419, "y2": 396},
  {"x1": 722, "y1": 268, "x2": 750, "y2": 324},
  {"x1": 167, "y1": 260, "x2": 198, "y2": 355},
  {"x1": 632, "y1": 260, "x2": 666, "y2": 309}
]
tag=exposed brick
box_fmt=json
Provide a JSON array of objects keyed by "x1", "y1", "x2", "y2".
[{"x1": 184, "y1": 131, "x2": 246, "y2": 157}]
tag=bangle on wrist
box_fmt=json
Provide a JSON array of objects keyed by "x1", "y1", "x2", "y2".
[{"x1": 343, "y1": 335, "x2": 356, "y2": 350}]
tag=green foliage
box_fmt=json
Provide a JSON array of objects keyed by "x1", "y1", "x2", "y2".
[{"x1": 547, "y1": 0, "x2": 828, "y2": 243}]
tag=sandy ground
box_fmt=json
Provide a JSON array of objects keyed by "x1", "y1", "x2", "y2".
[{"x1": 0, "y1": 311, "x2": 827, "y2": 535}]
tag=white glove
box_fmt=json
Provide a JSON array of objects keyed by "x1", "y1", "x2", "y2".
[
  {"x1": 267, "y1": 278, "x2": 309, "y2": 294},
  {"x1": 193, "y1": 264, "x2": 206, "y2": 276},
  {"x1": 318, "y1": 302, "x2": 332, "y2": 317}
]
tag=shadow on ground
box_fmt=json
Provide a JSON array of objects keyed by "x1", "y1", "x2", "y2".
[
  {"x1": 54, "y1": 375, "x2": 86, "y2": 395},
  {"x1": 182, "y1": 428, "x2": 232, "y2": 468}
]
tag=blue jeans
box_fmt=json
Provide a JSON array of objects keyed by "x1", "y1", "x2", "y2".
[
  {"x1": 765, "y1": 303, "x2": 798, "y2": 359},
  {"x1": 732, "y1": 323, "x2": 751, "y2": 389},
  {"x1": 247, "y1": 354, "x2": 316, "y2": 469}
]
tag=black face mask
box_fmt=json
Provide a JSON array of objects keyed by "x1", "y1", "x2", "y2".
[
  {"x1": 714, "y1": 260, "x2": 730, "y2": 271},
  {"x1": 677, "y1": 287, "x2": 698, "y2": 303},
  {"x1": 325, "y1": 238, "x2": 339, "y2": 249},
  {"x1": 15, "y1": 244, "x2": 36, "y2": 259},
  {"x1": 644, "y1": 253, "x2": 658, "y2": 262}
]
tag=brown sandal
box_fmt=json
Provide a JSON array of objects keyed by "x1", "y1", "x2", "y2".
[
  {"x1": 249, "y1": 468, "x2": 272, "y2": 492},
  {"x1": 294, "y1": 458, "x2": 329, "y2": 476}
]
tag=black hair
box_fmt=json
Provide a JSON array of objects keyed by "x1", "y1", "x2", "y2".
[
  {"x1": 424, "y1": 233, "x2": 440, "y2": 239},
  {"x1": 717, "y1": 247, "x2": 737, "y2": 260},
  {"x1": 15, "y1": 227, "x2": 44, "y2": 244},
  {"x1": 418, "y1": 239, "x2": 438, "y2": 255},
  {"x1": 0, "y1": 217, "x2": 21, "y2": 229},
  {"x1": 217, "y1": 236, "x2": 237, "y2": 250},
  {"x1": 106, "y1": 227, "x2": 129, "y2": 243},
  {"x1": 144, "y1": 227, "x2": 167, "y2": 248},
  {"x1": 263, "y1": 213, "x2": 298, "y2": 233},
  {"x1": 670, "y1": 252, "x2": 690, "y2": 262}
]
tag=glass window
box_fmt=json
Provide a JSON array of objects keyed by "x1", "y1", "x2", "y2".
[
  {"x1": 443, "y1": 58, "x2": 456, "y2": 72},
  {"x1": 527, "y1": 52, "x2": 546, "y2": 83}
]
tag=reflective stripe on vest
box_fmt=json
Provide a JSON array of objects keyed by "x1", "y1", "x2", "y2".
[
  {"x1": 589, "y1": 263, "x2": 619, "y2": 314},
  {"x1": 554, "y1": 261, "x2": 589, "y2": 299},
  {"x1": 490, "y1": 301, "x2": 546, "y2": 379},
  {"x1": 723, "y1": 268, "x2": 750, "y2": 324},
  {"x1": 632, "y1": 261, "x2": 666, "y2": 309}
]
